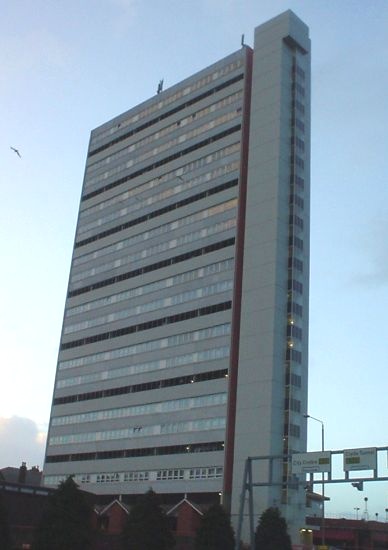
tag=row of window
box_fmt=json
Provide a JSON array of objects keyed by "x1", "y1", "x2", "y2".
[
  {"x1": 80, "y1": 141, "x2": 240, "y2": 221},
  {"x1": 45, "y1": 440, "x2": 224, "y2": 463},
  {"x1": 51, "y1": 392, "x2": 227, "y2": 426},
  {"x1": 57, "y1": 345, "x2": 230, "y2": 389},
  {"x1": 72, "y1": 198, "x2": 237, "y2": 281},
  {"x1": 67, "y1": 258, "x2": 234, "y2": 318},
  {"x1": 72, "y1": 213, "x2": 236, "y2": 285},
  {"x1": 72, "y1": 227, "x2": 235, "y2": 301},
  {"x1": 86, "y1": 91, "x2": 243, "y2": 177},
  {"x1": 60, "y1": 300, "x2": 232, "y2": 350},
  {"x1": 89, "y1": 58, "x2": 244, "y2": 149},
  {"x1": 44, "y1": 465, "x2": 223, "y2": 488},
  {"x1": 78, "y1": 180, "x2": 238, "y2": 253},
  {"x1": 287, "y1": 55, "x2": 306, "y2": 366},
  {"x1": 59, "y1": 322, "x2": 230, "y2": 371},
  {"x1": 89, "y1": 76, "x2": 243, "y2": 158},
  {"x1": 64, "y1": 279, "x2": 233, "y2": 335},
  {"x1": 53, "y1": 368, "x2": 228, "y2": 406},
  {"x1": 85, "y1": 110, "x2": 241, "y2": 189},
  {"x1": 77, "y1": 176, "x2": 238, "y2": 250},
  {"x1": 69, "y1": 237, "x2": 235, "y2": 299},
  {"x1": 82, "y1": 124, "x2": 241, "y2": 202},
  {"x1": 78, "y1": 159, "x2": 240, "y2": 238},
  {"x1": 48, "y1": 417, "x2": 226, "y2": 446},
  {"x1": 282, "y1": 55, "x2": 307, "y2": 467}
]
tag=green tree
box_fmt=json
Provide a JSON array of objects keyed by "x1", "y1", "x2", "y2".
[
  {"x1": 0, "y1": 492, "x2": 11, "y2": 550},
  {"x1": 195, "y1": 503, "x2": 235, "y2": 550},
  {"x1": 33, "y1": 476, "x2": 92, "y2": 550},
  {"x1": 121, "y1": 489, "x2": 174, "y2": 550},
  {"x1": 254, "y1": 507, "x2": 292, "y2": 550}
]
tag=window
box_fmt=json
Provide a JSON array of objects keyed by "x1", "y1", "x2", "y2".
[
  {"x1": 294, "y1": 64, "x2": 305, "y2": 80},
  {"x1": 293, "y1": 100, "x2": 305, "y2": 115},
  {"x1": 288, "y1": 257, "x2": 303, "y2": 273},
  {"x1": 286, "y1": 349, "x2": 302, "y2": 364},
  {"x1": 290, "y1": 194, "x2": 304, "y2": 209},
  {"x1": 291, "y1": 155, "x2": 304, "y2": 169},
  {"x1": 294, "y1": 175, "x2": 304, "y2": 190},
  {"x1": 287, "y1": 301, "x2": 303, "y2": 317},
  {"x1": 189, "y1": 467, "x2": 223, "y2": 479},
  {"x1": 294, "y1": 118, "x2": 305, "y2": 132},
  {"x1": 288, "y1": 279, "x2": 303, "y2": 294},
  {"x1": 288, "y1": 235, "x2": 303, "y2": 250},
  {"x1": 292, "y1": 82, "x2": 305, "y2": 97},
  {"x1": 157, "y1": 469, "x2": 184, "y2": 481},
  {"x1": 290, "y1": 424, "x2": 301, "y2": 437},
  {"x1": 284, "y1": 398, "x2": 301, "y2": 413},
  {"x1": 287, "y1": 325, "x2": 302, "y2": 340},
  {"x1": 289, "y1": 215, "x2": 304, "y2": 230},
  {"x1": 291, "y1": 136, "x2": 305, "y2": 152}
]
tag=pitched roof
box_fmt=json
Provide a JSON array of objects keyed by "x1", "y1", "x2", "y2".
[
  {"x1": 95, "y1": 498, "x2": 131, "y2": 516},
  {"x1": 166, "y1": 495, "x2": 204, "y2": 516}
]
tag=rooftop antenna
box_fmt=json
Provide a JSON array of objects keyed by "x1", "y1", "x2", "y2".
[
  {"x1": 241, "y1": 33, "x2": 245, "y2": 47},
  {"x1": 157, "y1": 78, "x2": 164, "y2": 94}
]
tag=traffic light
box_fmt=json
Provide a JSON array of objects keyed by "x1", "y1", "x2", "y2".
[{"x1": 351, "y1": 481, "x2": 364, "y2": 491}]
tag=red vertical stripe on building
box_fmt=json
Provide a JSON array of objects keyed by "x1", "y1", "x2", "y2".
[{"x1": 223, "y1": 46, "x2": 253, "y2": 508}]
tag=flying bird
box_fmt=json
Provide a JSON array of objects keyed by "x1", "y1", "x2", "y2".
[{"x1": 10, "y1": 146, "x2": 21, "y2": 158}]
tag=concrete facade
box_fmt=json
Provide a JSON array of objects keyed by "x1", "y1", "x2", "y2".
[{"x1": 43, "y1": 10, "x2": 311, "y2": 541}]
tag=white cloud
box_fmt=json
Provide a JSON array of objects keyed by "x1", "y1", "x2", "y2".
[{"x1": 0, "y1": 416, "x2": 47, "y2": 469}]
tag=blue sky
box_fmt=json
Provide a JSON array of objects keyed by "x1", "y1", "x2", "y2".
[{"x1": 1, "y1": 0, "x2": 387, "y2": 518}]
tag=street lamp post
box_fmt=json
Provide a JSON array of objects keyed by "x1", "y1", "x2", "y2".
[
  {"x1": 363, "y1": 497, "x2": 369, "y2": 520},
  {"x1": 304, "y1": 414, "x2": 325, "y2": 547}
]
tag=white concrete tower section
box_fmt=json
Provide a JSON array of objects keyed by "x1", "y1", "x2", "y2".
[{"x1": 228, "y1": 11, "x2": 311, "y2": 537}]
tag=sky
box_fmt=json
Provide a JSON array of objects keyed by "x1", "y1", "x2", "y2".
[{"x1": 1, "y1": 0, "x2": 387, "y2": 520}]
